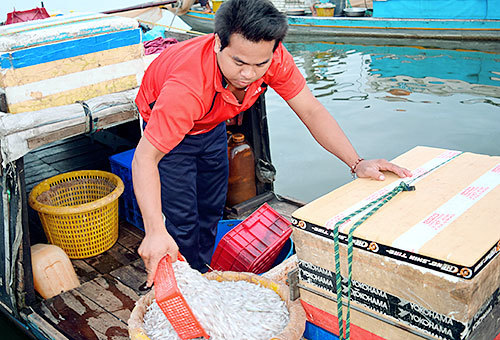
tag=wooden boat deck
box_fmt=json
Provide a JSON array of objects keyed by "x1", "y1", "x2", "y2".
[
  {"x1": 23, "y1": 133, "x2": 303, "y2": 340},
  {"x1": 31, "y1": 222, "x2": 146, "y2": 340},
  {"x1": 29, "y1": 208, "x2": 299, "y2": 340}
]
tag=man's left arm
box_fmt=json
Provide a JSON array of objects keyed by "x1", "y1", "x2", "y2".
[{"x1": 286, "y1": 84, "x2": 412, "y2": 180}]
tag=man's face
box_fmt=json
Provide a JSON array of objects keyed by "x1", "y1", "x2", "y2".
[{"x1": 215, "y1": 33, "x2": 275, "y2": 90}]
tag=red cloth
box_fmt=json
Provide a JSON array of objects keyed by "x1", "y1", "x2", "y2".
[
  {"x1": 144, "y1": 37, "x2": 179, "y2": 55},
  {"x1": 5, "y1": 7, "x2": 49, "y2": 25},
  {"x1": 136, "y1": 34, "x2": 305, "y2": 153}
]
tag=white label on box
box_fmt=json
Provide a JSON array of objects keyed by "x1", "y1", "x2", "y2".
[
  {"x1": 325, "y1": 150, "x2": 462, "y2": 232},
  {"x1": 393, "y1": 163, "x2": 500, "y2": 252}
]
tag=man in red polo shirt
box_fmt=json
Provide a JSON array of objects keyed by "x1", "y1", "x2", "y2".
[{"x1": 133, "y1": 0, "x2": 411, "y2": 286}]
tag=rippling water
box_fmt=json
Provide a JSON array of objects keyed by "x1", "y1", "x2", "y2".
[{"x1": 267, "y1": 41, "x2": 500, "y2": 202}]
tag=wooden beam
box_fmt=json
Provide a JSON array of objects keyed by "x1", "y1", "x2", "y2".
[
  {"x1": 23, "y1": 311, "x2": 69, "y2": 340},
  {"x1": 27, "y1": 125, "x2": 86, "y2": 151},
  {"x1": 1, "y1": 89, "x2": 139, "y2": 164},
  {"x1": 102, "y1": 1, "x2": 177, "y2": 14}
]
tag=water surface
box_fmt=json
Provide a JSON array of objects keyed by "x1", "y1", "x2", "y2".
[{"x1": 267, "y1": 41, "x2": 500, "y2": 202}]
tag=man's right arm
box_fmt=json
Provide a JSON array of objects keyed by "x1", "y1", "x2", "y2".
[{"x1": 132, "y1": 135, "x2": 179, "y2": 287}]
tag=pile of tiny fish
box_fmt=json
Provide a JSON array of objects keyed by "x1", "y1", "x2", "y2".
[{"x1": 143, "y1": 261, "x2": 289, "y2": 340}]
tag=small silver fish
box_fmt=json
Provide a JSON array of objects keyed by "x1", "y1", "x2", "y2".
[{"x1": 142, "y1": 261, "x2": 289, "y2": 340}]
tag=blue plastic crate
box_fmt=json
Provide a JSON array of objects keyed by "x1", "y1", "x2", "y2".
[
  {"x1": 109, "y1": 148, "x2": 144, "y2": 230},
  {"x1": 303, "y1": 321, "x2": 339, "y2": 340},
  {"x1": 213, "y1": 220, "x2": 242, "y2": 256}
]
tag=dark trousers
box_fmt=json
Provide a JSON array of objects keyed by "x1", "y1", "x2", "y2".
[{"x1": 157, "y1": 122, "x2": 228, "y2": 272}]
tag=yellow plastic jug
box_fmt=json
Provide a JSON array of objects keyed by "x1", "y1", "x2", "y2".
[{"x1": 31, "y1": 244, "x2": 80, "y2": 299}]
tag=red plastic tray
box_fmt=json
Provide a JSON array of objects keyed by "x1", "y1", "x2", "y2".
[
  {"x1": 154, "y1": 255, "x2": 209, "y2": 340},
  {"x1": 6, "y1": 7, "x2": 49, "y2": 25},
  {"x1": 210, "y1": 203, "x2": 292, "y2": 274}
]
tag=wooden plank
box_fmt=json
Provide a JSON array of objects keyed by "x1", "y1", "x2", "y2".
[
  {"x1": 83, "y1": 242, "x2": 138, "y2": 275},
  {"x1": 32, "y1": 135, "x2": 87, "y2": 153},
  {"x1": 31, "y1": 137, "x2": 93, "y2": 158},
  {"x1": 1, "y1": 89, "x2": 139, "y2": 164},
  {"x1": 117, "y1": 222, "x2": 144, "y2": 254},
  {"x1": 9, "y1": 74, "x2": 139, "y2": 114},
  {"x1": 27, "y1": 125, "x2": 87, "y2": 152},
  {"x1": 24, "y1": 158, "x2": 47, "y2": 171},
  {"x1": 75, "y1": 274, "x2": 139, "y2": 324},
  {"x1": 1, "y1": 44, "x2": 143, "y2": 88},
  {"x1": 24, "y1": 153, "x2": 41, "y2": 165},
  {"x1": 120, "y1": 221, "x2": 145, "y2": 239},
  {"x1": 41, "y1": 144, "x2": 106, "y2": 165},
  {"x1": 268, "y1": 195, "x2": 304, "y2": 222},
  {"x1": 24, "y1": 162, "x2": 57, "y2": 177},
  {"x1": 24, "y1": 310, "x2": 69, "y2": 340},
  {"x1": 39, "y1": 289, "x2": 129, "y2": 340},
  {"x1": 27, "y1": 208, "x2": 48, "y2": 244},
  {"x1": 25, "y1": 168, "x2": 59, "y2": 188},
  {"x1": 50, "y1": 153, "x2": 111, "y2": 173},
  {"x1": 71, "y1": 260, "x2": 100, "y2": 284},
  {"x1": 110, "y1": 259, "x2": 147, "y2": 296},
  {"x1": 24, "y1": 162, "x2": 57, "y2": 179},
  {"x1": 91, "y1": 109, "x2": 138, "y2": 131}
]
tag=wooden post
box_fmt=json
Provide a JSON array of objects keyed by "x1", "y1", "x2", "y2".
[
  {"x1": 0, "y1": 158, "x2": 36, "y2": 317},
  {"x1": 16, "y1": 157, "x2": 36, "y2": 308}
]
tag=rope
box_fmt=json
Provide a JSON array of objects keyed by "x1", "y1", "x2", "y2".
[
  {"x1": 332, "y1": 181, "x2": 414, "y2": 340},
  {"x1": 77, "y1": 100, "x2": 97, "y2": 134},
  {"x1": 332, "y1": 151, "x2": 463, "y2": 340}
]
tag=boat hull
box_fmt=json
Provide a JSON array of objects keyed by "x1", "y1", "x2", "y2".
[{"x1": 181, "y1": 9, "x2": 500, "y2": 41}]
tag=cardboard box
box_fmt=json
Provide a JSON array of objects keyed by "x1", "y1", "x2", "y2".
[
  {"x1": 0, "y1": 13, "x2": 144, "y2": 113},
  {"x1": 291, "y1": 146, "x2": 500, "y2": 340}
]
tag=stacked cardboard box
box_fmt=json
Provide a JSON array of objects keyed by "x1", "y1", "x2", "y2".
[
  {"x1": 291, "y1": 146, "x2": 500, "y2": 340},
  {"x1": 0, "y1": 13, "x2": 144, "y2": 113}
]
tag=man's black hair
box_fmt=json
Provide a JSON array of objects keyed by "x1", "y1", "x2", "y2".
[{"x1": 214, "y1": 0, "x2": 288, "y2": 51}]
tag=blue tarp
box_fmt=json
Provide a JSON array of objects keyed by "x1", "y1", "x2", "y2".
[{"x1": 373, "y1": 0, "x2": 500, "y2": 19}]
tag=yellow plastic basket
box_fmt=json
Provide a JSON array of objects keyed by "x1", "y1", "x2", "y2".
[
  {"x1": 315, "y1": 5, "x2": 335, "y2": 16},
  {"x1": 29, "y1": 170, "x2": 124, "y2": 259},
  {"x1": 212, "y1": 0, "x2": 224, "y2": 12}
]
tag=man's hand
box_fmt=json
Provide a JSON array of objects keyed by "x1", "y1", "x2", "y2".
[
  {"x1": 138, "y1": 228, "x2": 179, "y2": 288},
  {"x1": 355, "y1": 159, "x2": 412, "y2": 181}
]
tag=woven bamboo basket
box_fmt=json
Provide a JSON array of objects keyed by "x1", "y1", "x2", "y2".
[{"x1": 128, "y1": 271, "x2": 306, "y2": 340}]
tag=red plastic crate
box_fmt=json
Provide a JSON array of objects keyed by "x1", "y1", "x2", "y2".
[{"x1": 210, "y1": 203, "x2": 292, "y2": 274}]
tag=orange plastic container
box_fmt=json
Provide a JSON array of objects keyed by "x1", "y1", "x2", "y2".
[
  {"x1": 31, "y1": 244, "x2": 80, "y2": 299},
  {"x1": 227, "y1": 133, "x2": 256, "y2": 206},
  {"x1": 154, "y1": 255, "x2": 209, "y2": 340},
  {"x1": 210, "y1": 203, "x2": 292, "y2": 274}
]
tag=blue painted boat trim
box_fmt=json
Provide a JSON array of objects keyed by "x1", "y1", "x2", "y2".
[
  {"x1": 1, "y1": 18, "x2": 139, "y2": 52},
  {"x1": 287, "y1": 16, "x2": 500, "y2": 30},
  {"x1": 184, "y1": 9, "x2": 500, "y2": 30},
  {"x1": 0, "y1": 29, "x2": 141, "y2": 69}
]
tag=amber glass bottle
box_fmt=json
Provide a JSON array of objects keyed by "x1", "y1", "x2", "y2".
[{"x1": 226, "y1": 133, "x2": 256, "y2": 206}]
